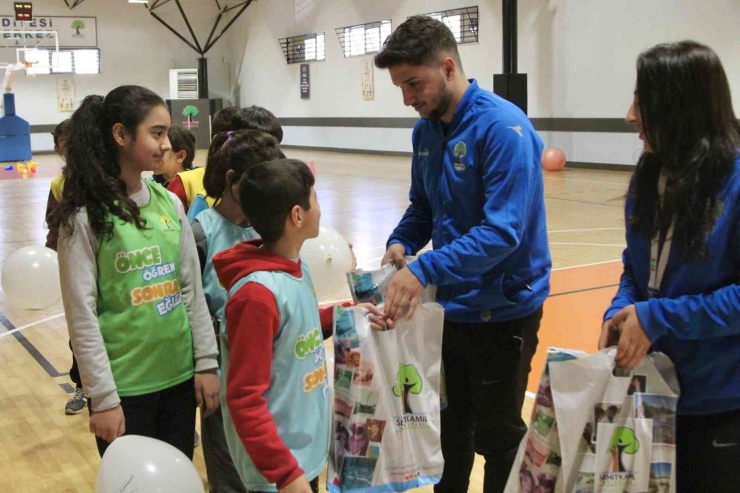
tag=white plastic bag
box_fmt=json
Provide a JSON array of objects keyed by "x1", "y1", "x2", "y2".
[
  {"x1": 346, "y1": 263, "x2": 397, "y2": 305},
  {"x1": 346, "y1": 258, "x2": 445, "y2": 409},
  {"x1": 328, "y1": 303, "x2": 445, "y2": 492},
  {"x1": 505, "y1": 348, "x2": 679, "y2": 493},
  {"x1": 346, "y1": 257, "x2": 436, "y2": 305}
]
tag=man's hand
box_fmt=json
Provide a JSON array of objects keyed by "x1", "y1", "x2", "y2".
[
  {"x1": 90, "y1": 405, "x2": 125, "y2": 443},
  {"x1": 381, "y1": 244, "x2": 407, "y2": 269},
  {"x1": 598, "y1": 318, "x2": 619, "y2": 350},
  {"x1": 385, "y1": 267, "x2": 424, "y2": 322},
  {"x1": 356, "y1": 303, "x2": 394, "y2": 331},
  {"x1": 195, "y1": 370, "x2": 220, "y2": 418}
]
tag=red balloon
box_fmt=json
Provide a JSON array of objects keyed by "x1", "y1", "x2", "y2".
[{"x1": 542, "y1": 147, "x2": 566, "y2": 171}]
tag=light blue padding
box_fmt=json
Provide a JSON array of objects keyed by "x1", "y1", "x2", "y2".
[{"x1": 187, "y1": 193, "x2": 210, "y2": 222}]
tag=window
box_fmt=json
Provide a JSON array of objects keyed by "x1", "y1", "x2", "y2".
[
  {"x1": 73, "y1": 49, "x2": 100, "y2": 74},
  {"x1": 279, "y1": 32, "x2": 326, "y2": 64},
  {"x1": 336, "y1": 20, "x2": 392, "y2": 58},
  {"x1": 417, "y1": 6, "x2": 479, "y2": 45},
  {"x1": 19, "y1": 48, "x2": 100, "y2": 74},
  {"x1": 52, "y1": 51, "x2": 73, "y2": 73}
]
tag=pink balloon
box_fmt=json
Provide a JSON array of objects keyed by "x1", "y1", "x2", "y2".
[{"x1": 542, "y1": 147, "x2": 566, "y2": 171}]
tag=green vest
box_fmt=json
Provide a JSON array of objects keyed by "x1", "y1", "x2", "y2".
[{"x1": 96, "y1": 181, "x2": 194, "y2": 396}]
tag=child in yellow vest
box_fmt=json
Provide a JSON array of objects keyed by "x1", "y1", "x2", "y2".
[
  {"x1": 150, "y1": 125, "x2": 196, "y2": 188},
  {"x1": 169, "y1": 106, "x2": 284, "y2": 219},
  {"x1": 166, "y1": 106, "x2": 240, "y2": 210}
]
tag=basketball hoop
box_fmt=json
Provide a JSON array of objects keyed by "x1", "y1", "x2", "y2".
[{"x1": 22, "y1": 60, "x2": 37, "y2": 77}]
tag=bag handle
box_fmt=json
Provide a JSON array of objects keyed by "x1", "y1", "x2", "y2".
[{"x1": 604, "y1": 347, "x2": 635, "y2": 378}]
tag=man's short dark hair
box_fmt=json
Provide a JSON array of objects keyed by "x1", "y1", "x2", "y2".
[
  {"x1": 239, "y1": 159, "x2": 314, "y2": 243},
  {"x1": 375, "y1": 15, "x2": 461, "y2": 69}
]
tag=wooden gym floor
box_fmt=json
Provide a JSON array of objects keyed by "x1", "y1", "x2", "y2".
[{"x1": 0, "y1": 149, "x2": 631, "y2": 492}]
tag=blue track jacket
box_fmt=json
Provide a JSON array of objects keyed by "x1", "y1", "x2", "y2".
[{"x1": 388, "y1": 79, "x2": 551, "y2": 323}]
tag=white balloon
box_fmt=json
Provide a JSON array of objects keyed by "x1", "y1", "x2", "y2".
[
  {"x1": 1, "y1": 246, "x2": 61, "y2": 310},
  {"x1": 96, "y1": 435, "x2": 204, "y2": 493},
  {"x1": 301, "y1": 226, "x2": 353, "y2": 303}
]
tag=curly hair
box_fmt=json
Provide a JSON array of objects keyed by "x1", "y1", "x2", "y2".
[
  {"x1": 50, "y1": 85, "x2": 167, "y2": 240},
  {"x1": 374, "y1": 15, "x2": 461, "y2": 69},
  {"x1": 628, "y1": 41, "x2": 740, "y2": 261}
]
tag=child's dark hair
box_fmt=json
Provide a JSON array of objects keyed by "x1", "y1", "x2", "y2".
[
  {"x1": 211, "y1": 106, "x2": 239, "y2": 138},
  {"x1": 51, "y1": 85, "x2": 167, "y2": 239},
  {"x1": 230, "y1": 106, "x2": 283, "y2": 143},
  {"x1": 168, "y1": 125, "x2": 196, "y2": 171},
  {"x1": 52, "y1": 119, "x2": 71, "y2": 147},
  {"x1": 374, "y1": 15, "x2": 461, "y2": 69},
  {"x1": 239, "y1": 159, "x2": 314, "y2": 243},
  {"x1": 203, "y1": 129, "x2": 285, "y2": 199}
]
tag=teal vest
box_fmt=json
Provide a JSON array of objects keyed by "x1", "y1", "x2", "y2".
[
  {"x1": 195, "y1": 207, "x2": 260, "y2": 334},
  {"x1": 221, "y1": 261, "x2": 330, "y2": 491}
]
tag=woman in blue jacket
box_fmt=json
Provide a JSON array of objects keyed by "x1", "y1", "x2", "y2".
[{"x1": 600, "y1": 41, "x2": 740, "y2": 492}]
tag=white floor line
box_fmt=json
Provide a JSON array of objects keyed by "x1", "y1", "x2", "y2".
[
  {"x1": 320, "y1": 184, "x2": 410, "y2": 193},
  {"x1": 543, "y1": 176, "x2": 630, "y2": 186},
  {"x1": 525, "y1": 391, "x2": 536, "y2": 399},
  {"x1": 549, "y1": 242, "x2": 626, "y2": 247},
  {"x1": 548, "y1": 227, "x2": 624, "y2": 234},
  {"x1": 552, "y1": 259, "x2": 622, "y2": 271},
  {"x1": 0, "y1": 312, "x2": 65, "y2": 340}
]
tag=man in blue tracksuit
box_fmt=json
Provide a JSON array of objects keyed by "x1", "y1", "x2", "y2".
[{"x1": 375, "y1": 16, "x2": 551, "y2": 493}]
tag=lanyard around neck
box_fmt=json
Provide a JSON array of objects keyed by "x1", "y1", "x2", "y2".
[{"x1": 648, "y1": 172, "x2": 674, "y2": 299}]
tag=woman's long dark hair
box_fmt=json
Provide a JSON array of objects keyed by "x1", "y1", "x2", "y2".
[
  {"x1": 51, "y1": 85, "x2": 167, "y2": 240},
  {"x1": 629, "y1": 41, "x2": 740, "y2": 261}
]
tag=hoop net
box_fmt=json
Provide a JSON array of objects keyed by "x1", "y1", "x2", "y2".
[{"x1": 22, "y1": 59, "x2": 37, "y2": 77}]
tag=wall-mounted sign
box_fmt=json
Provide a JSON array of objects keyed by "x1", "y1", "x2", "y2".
[
  {"x1": 0, "y1": 15, "x2": 97, "y2": 47},
  {"x1": 56, "y1": 77, "x2": 74, "y2": 112},
  {"x1": 300, "y1": 63, "x2": 310, "y2": 99}
]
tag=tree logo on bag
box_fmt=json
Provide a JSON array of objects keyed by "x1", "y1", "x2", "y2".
[
  {"x1": 609, "y1": 427, "x2": 639, "y2": 473},
  {"x1": 393, "y1": 364, "x2": 422, "y2": 414}
]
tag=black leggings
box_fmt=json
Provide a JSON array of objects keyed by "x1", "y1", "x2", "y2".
[
  {"x1": 677, "y1": 408, "x2": 740, "y2": 493},
  {"x1": 90, "y1": 378, "x2": 196, "y2": 459}
]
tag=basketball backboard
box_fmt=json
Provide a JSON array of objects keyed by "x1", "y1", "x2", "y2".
[{"x1": 0, "y1": 29, "x2": 59, "y2": 74}]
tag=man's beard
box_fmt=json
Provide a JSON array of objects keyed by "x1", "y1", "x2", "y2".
[{"x1": 424, "y1": 79, "x2": 453, "y2": 121}]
